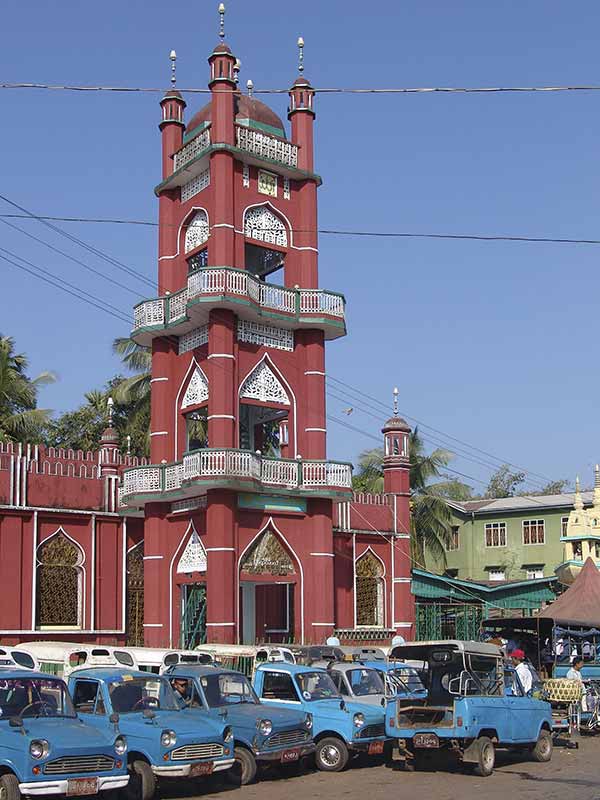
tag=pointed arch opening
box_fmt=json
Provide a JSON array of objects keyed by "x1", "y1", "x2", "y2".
[
  {"x1": 126, "y1": 540, "x2": 144, "y2": 646},
  {"x1": 175, "y1": 359, "x2": 209, "y2": 460},
  {"x1": 36, "y1": 529, "x2": 85, "y2": 629},
  {"x1": 238, "y1": 355, "x2": 293, "y2": 457},
  {"x1": 243, "y1": 204, "x2": 288, "y2": 279},
  {"x1": 184, "y1": 209, "x2": 209, "y2": 255},
  {"x1": 355, "y1": 549, "x2": 385, "y2": 628}
]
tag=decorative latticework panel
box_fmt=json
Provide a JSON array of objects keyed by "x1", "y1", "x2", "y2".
[
  {"x1": 36, "y1": 531, "x2": 82, "y2": 628},
  {"x1": 177, "y1": 527, "x2": 207, "y2": 574},
  {"x1": 179, "y1": 325, "x2": 209, "y2": 355},
  {"x1": 173, "y1": 128, "x2": 211, "y2": 171},
  {"x1": 237, "y1": 320, "x2": 294, "y2": 352},
  {"x1": 181, "y1": 367, "x2": 209, "y2": 409},
  {"x1": 240, "y1": 529, "x2": 295, "y2": 575},
  {"x1": 181, "y1": 168, "x2": 210, "y2": 203},
  {"x1": 236, "y1": 125, "x2": 298, "y2": 168},
  {"x1": 126, "y1": 541, "x2": 144, "y2": 647},
  {"x1": 240, "y1": 361, "x2": 290, "y2": 405},
  {"x1": 243, "y1": 207, "x2": 288, "y2": 247},
  {"x1": 355, "y1": 552, "x2": 384, "y2": 628},
  {"x1": 242, "y1": 164, "x2": 250, "y2": 188},
  {"x1": 283, "y1": 177, "x2": 291, "y2": 200},
  {"x1": 184, "y1": 210, "x2": 209, "y2": 253}
]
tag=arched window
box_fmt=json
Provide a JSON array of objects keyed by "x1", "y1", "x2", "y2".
[
  {"x1": 355, "y1": 550, "x2": 384, "y2": 628},
  {"x1": 126, "y1": 541, "x2": 144, "y2": 646},
  {"x1": 36, "y1": 530, "x2": 84, "y2": 629},
  {"x1": 240, "y1": 528, "x2": 295, "y2": 576},
  {"x1": 184, "y1": 210, "x2": 209, "y2": 253},
  {"x1": 244, "y1": 206, "x2": 288, "y2": 247}
]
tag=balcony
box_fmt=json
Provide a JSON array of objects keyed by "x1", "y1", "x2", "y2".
[
  {"x1": 235, "y1": 125, "x2": 298, "y2": 169},
  {"x1": 118, "y1": 449, "x2": 353, "y2": 508},
  {"x1": 132, "y1": 267, "x2": 346, "y2": 346}
]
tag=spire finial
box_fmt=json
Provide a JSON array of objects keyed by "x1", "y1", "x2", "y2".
[
  {"x1": 126, "y1": 434, "x2": 131, "y2": 456},
  {"x1": 107, "y1": 396, "x2": 114, "y2": 426},
  {"x1": 234, "y1": 58, "x2": 241, "y2": 85},
  {"x1": 247, "y1": 79, "x2": 254, "y2": 97},
  {"x1": 595, "y1": 464, "x2": 600, "y2": 488},
  {"x1": 169, "y1": 50, "x2": 177, "y2": 86},
  {"x1": 297, "y1": 36, "x2": 304, "y2": 74},
  {"x1": 218, "y1": 3, "x2": 226, "y2": 41},
  {"x1": 393, "y1": 386, "x2": 399, "y2": 416}
]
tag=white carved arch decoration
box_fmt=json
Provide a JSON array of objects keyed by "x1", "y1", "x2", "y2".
[
  {"x1": 243, "y1": 206, "x2": 288, "y2": 247},
  {"x1": 181, "y1": 366, "x2": 209, "y2": 409},
  {"x1": 240, "y1": 360, "x2": 290, "y2": 405},
  {"x1": 355, "y1": 547, "x2": 385, "y2": 629},
  {"x1": 184, "y1": 210, "x2": 210, "y2": 253},
  {"x1": 176, "y1": 522, "x2": 207, "y2": 574},
  {"x1": 36, "y1": 527, "x2": 85, "y2": 629}
]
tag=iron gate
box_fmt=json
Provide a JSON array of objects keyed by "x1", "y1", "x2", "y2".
[
  {"x1": 181, "y1": 583, "x2": 207, "y2": 649},
  {"x1": 416, "y1": 603, "x2": 483, "y2": 641}
]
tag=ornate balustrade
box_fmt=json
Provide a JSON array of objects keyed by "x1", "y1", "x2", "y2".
[
  {"x1": 235, "y1": 125, "x2": 298, "y2": 168},
  {"x1": 173, "y1": 128, "x2": 211, "y2": 172},
  {"x1": 118, "y1": 450, "x2": 353, "y2": 507}
]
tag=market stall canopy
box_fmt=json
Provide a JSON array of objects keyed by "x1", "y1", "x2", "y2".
[{"x1": 538, "y1": 558, "x2": 600, "y2": 627}]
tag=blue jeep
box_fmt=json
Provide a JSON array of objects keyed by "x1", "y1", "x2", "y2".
[
  {"x1": 0, "y1": 668, "x2": 129, "y2": 799},
  {"x1": 68, "y1": 668, "x2": 234, "y2": 799},
  {"x1": 385, "y1": 641, "x2": 553, "y2": 776},
  {"x1": 253, "y1": 663, "x2": 389, "y2": 772},
  {"x1": 362, "y1": 661, "x2": 427, "y2": 701},
  {"x1": 165, "y1": 665, "x2": 314, "y2": 784}
]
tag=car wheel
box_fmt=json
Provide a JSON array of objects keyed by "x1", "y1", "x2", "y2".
[
  {"x1": 315, "y1": 737, "x2": 349, "y2": 772},
  {"x1": 226, "y1": 747, "x2": 257, "y2": 786},
  {"x1": 531, "y1": 730, "x2": 553, "y2": 762},
  {"x1": 473, "y1": 737, "x2": 495, "y2": 777},
  {"x1": 0, "y1": 773, "x2": 20, "y2": 800},
  {"x1": 126, "y1": 760, "x2": 156, "y2": 800}
]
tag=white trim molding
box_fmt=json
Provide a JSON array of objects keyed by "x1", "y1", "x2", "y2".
[
  {"x1": 208, "y1": 353, "x2": 235, "y2": 360},
  {"x1": 310, "y1": 552, "x2": 334, "y2": 557}
]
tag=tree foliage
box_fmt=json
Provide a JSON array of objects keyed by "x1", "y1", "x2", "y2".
[
  {"x1": 483, "y1": 464, "x2": 526, "y2": 498},
  {"x1": 0, "y1": 335, "x2": 55, "y2": 442}
]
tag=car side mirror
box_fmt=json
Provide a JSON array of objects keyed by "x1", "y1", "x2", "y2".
[{"x1": 109, "y1": 713, "x2": 120, "y2": 724}]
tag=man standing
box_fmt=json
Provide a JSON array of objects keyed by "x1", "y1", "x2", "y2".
[{"x1": 510, "y1": 649, "x2": 532, "y2": 694}]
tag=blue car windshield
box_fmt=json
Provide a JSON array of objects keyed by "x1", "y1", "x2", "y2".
[
  {"x1": 0, "y1": 677, "x2": 76, "y2": 719},
  {"x1": 347, "y1": 668, "x2": 385, "y2": 697},
  {"x1": 296, "y1": 671, "x2": 341, "y2": 701},
  {"x1": 108, "y1": 677, "x2": 179, "y2": 713},
  {"x1": 387, "y1": 668, "x2": 426, "y2": 695},
  {"x1": 199, "y1": 673, "x2": 258, "y2": 707}
]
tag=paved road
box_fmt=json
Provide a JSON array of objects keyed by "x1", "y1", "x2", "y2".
[{"x1": 158, "y1": 737, "x2": 600, "y2": 800}]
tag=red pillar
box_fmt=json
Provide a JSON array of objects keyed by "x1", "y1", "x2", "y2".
[
  {"x1": 301, "y1": 331, "x2": 326, "y2": 459},
  {"x1": 205, "y1": 490, "x2": 236, "y2": 643},
  {"x1": 150, "y1": 338, "x2": 176, "y2": 464},
  {"x1": 143, "y1": 502, "x2": 171, "y2": 646},
  {"x1": 306, "y1": 499, "x2": 335, "y2": 643}
]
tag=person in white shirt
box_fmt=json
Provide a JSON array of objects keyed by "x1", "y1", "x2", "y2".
[
  {"x1": 566, "y1": 657, "x2": 584, "y2": 682},
  {"x1": 510, "y1": 649, "x2": 532, "y2": 694}
]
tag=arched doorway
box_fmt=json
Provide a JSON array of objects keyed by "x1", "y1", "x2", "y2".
[{"x1": 126, "y1": 541, "x2": 144, "y2": 646}]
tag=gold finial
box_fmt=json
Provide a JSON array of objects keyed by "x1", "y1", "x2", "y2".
[
  {"x1": 169, "y1": 50, "x2": 177, "y2": 86},
  {"x1": 107, "y1": 396, "x2": 114, "y2": 426},
  {"x1": 218, "y1": 3, "x2": 226, "y2": 41},
  {"x1": 297, "y1": 36, "x2": 305, "y2": 74},
  {"x1": 393, "y1": 386, "x2": 399, "y2": 416},
  {"x1": 246, "y1": 79, "x2": 254, "y2": 97}
]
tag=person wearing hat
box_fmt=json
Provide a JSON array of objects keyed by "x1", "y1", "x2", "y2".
[{"x1": 510, "y1": 649, "x2": 532, "y2": 694}]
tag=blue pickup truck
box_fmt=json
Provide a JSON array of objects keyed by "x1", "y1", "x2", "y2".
[
  {"x1": 0, "y1": 668, "x2": 129, "y2": 799},
  {"x1": 385, "y1": 641, "x2": 553, "y2": 776},
  {"x1": 68, "y1": 668, "x2": 234, "y2": 799},
  {"x1": 165, "y1": 664, "x2": 315, "y2": 784},
  {"x1": 253, "y1": 663, "x2": 389, "y2": 772}
]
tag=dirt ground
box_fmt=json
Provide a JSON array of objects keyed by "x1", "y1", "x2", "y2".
[{"x1": 157, "y1": 736, "x2": 600, "y2": 800}]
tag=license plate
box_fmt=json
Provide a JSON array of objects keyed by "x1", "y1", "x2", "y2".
[
  {"x1": 67, "y1": 777, "x2": 99, "y2": 796},
  {"x1": 281, "y1": 748, "x2": 300, "y2": 763},
  {"x1": 368, "y1": 741, "x2": 385, "y2": 755},
  {"x1": 414, "y1": 733, "x2": 439, "y2": 749},
  {"x1": 190, "y1": 761, "x2": 214, "y2": 777}
]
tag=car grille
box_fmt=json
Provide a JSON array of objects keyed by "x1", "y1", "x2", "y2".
[
  {"x1": 357, "y1": 724, "x2": 385, "y2": 739},
  {"x1": 171, "y1": 743, "x2": 224, "y2": 761},
  {"x1": 266, "y1": 730, "x2": 310, "y2": 748},
  {"x1": 43, "y1": 756, "x2": 115, "y2": 775}
]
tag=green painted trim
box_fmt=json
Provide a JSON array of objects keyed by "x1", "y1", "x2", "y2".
[
  {"x1": 412, "y1": 567, "x2": 556, "y2": 594},
  {"x1": 182, "y1": 120, "x2": 211, "y2": 144},
  {"x1": 236, "y1": 118, "x2": 286, "y2": 138}
]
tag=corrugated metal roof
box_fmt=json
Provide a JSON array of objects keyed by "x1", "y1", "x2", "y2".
[{"x1": 453, "y1": 491, "x2": 591, "y2": 515}]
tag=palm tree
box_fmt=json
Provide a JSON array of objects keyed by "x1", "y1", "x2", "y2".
[
  {"x1": 0, "y1": 335, "x2": 55, "y2": 441},
  {"x1": 353, "y1": 429, "x2": 458, "y2": 569},
  {"x1": 112, "y1": 337, "x2": 152, "y2": 455}
]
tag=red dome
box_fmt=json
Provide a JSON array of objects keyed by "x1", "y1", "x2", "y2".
[{"x1": 186, "y1": 93, "x2": 286, "y2": 138}]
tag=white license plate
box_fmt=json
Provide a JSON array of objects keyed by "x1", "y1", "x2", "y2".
[
  {"x1": 66, "y1": 777, "x2": 99, "y2": 796},
  {"x1": 414, "y1": 733, "x2": 439, "y2": 749},
  {"x1": 190, "y1": 761, "x2": 214, "y2": 777},
  {"x1": 281, "y1": 748, "x2": 300, "y2": 763}
]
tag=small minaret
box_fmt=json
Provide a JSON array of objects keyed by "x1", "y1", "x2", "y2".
[
  {"x1": 288, "y1": 36, "x2": 315, "y2": 172},
  {"x1": 159, "y1": 50, "x2": 186, "y2": 180},
  {"x1": 99, "y1": 397, "x2": 120, "y2": 476},
  {"x1": 382, "y1": 387, "x2": 411, "y2": 496}
]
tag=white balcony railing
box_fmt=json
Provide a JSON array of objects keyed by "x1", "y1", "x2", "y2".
[
  {"x1": 173, "y1": 128, "x2": 211, "y2": 172},
  {"x1": 235, "y1": 125, "x2": 298, "y2": 169}
]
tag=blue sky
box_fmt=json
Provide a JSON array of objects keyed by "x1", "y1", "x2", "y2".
[{"x1": 1, "y1": 0, "x2": 599, "y2": 494}]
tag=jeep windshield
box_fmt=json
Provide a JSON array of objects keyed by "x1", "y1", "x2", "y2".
[
  {"x1": 387, "y1": 667, "x2": 426, "y2": 696},
  {"x1": 108, "y1": 677, "x2": 179, "y2": 713},
  {"x1": 346, "y1": 668, "x2": 385, "y2": 697},
  {"x1": 296, "y1": 671, "x2": 341, "y2": 701},
  {"x1": 199, "y1": 672, "x2": 258, "y2": 707},
  {"x1": 0, "y1": 677, "x2": 76, "y2": 719}
]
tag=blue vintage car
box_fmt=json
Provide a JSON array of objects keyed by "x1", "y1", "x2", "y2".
[
  {"x1": 363, "y1": 661, "x2": 428, "y2": 701},
  {"x1": 0, "y1": 668, "x2": 129, "y2": 798},
  {"x1": 67, "y1": 668, "x2": 234, "y2": 799},
  {"x1": 253, "y1": 663, "x2": 389, "y2": 772},
  {"x1": 164, "y1": 665, "x2": 315, "y2": 784},
  {"x1": 385, "y1": 641, "x2": 554, "y2": 776}
]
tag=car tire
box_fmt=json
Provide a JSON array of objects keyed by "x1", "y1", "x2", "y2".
[
  {"x1": 472, "y1": 737, "x2": 495, "y2": 777},
  {"x1": 126, "y1": 760, "x2": 156, "y2": 800},
  {"x1": 0, "y1": 773, "x2": 20, "y2": 800},
  {"x1": 315, "y1": 737, "x2": 349, "y2": 772},
  {"x1": 226, "y1": 747, "x2": 257, "y2": 786},
  {"x1": 531, "y1": 730, "x2": 553, "y2": 763}
]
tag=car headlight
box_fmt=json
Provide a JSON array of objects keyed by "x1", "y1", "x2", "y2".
[
  {"x1": 304, "y1": 713, "x2": 313, "y2": 730},
  {"x1": 29, "y1": 739, "x2": 49, "y2": 760},
  {"x1": 223, "y1": 725, "x2": 234, "y2": 743},
  {"x1": 258, "y1": 719, "x2": 272, "y2": 736},
  {"x1": 160, "y1": 730, "x2": 177, "y2": 748},
  {"x1": 353, "y1": 713, "x2": 365, "y2": 728},
  {"x1": 114, "y1": 736, "x2": 127, "y2": 756}
]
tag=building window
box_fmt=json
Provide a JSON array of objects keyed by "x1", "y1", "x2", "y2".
[
  {"x1": 447, "y1": 526, "x2": 460, "y2": 551},
  {"x1": 36, "y1": 530, "x2": 84, "y2": 629},
  {"x1": 561, "y1": 516, "x2": 569, "y2": 537},
  {"x1": 355, "y1": 551, "x2": 384, "y2": 628},
  {"x1": 126, "y1": 541, "x2": 144, "y2": 647},
  {"x1": 257, "y1": 170, "x2": 278, "y2": 197},
  {"x1": 488, "y1": 569, "x2": 505, "y2": 582},
  {"x1": 184, "y1": 210, "x2": 209, "y2": 253},
  {"x1": 523, "y1": 519, "x2": 545, "y2": 545},
  {"x1": 186, "y1": 408, "x2": 208, "y2": 452},
  {"x1": 485, "y1": 522, "x2": 507, "y2": 548},
  {"x1": 187, "y1": 249, "x2": 208, "y2": 273},
  {"x1": 385, "y1": 433, "x2": 408, "y2": 457},
  {"x1": 526, "y1": 568, "x2": 544, "y2": 579}
]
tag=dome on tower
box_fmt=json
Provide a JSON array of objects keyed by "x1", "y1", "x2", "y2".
[
  {"x1": 382, "y1": 415, "x2": 411, "y2": 433},
  {"x1": 186, "y1": 94, "x2": 286, "y2": 139}
]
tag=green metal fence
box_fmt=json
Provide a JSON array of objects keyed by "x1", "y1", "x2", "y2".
[{"x1": 415, "y1": 602, "x2": 483, "y2": 642}]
